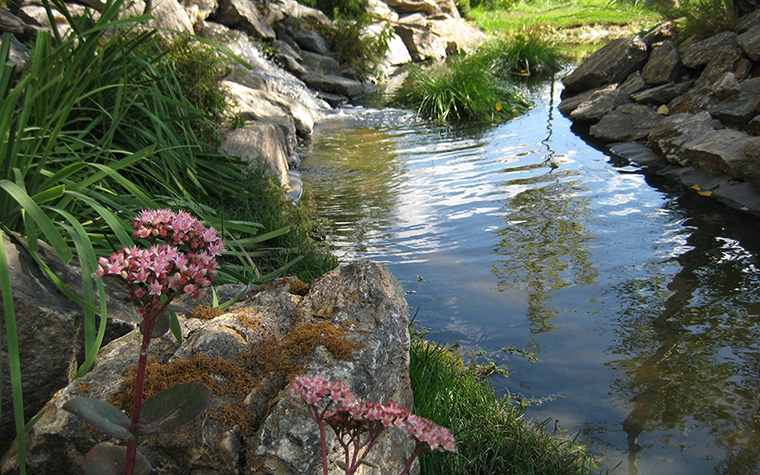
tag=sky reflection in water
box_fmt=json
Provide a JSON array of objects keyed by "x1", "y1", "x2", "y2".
[{"x1": 299, "y1": 80, "x2": 760, "y2": 475}]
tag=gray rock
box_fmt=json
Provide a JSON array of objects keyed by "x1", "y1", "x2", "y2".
[
  {"x1": 2, "y1": 261, "x2": 416, "y2": 475},
  {"x1": 631, "y1": 80, "x2": 693, "y2": 105},
  {"x1": 562, "y1": 36, "x2": 649, "y2": 93},
  {"x1": 0, "y1": 9, "x2": 25, "y2": 35},
  {"x1": 694, "y1": 45, "x2": 745, "y2": 89},
  {"x1": 273, "y1": 39, "x2": 303, "y2": 62},
  {"x1": 738, "y1": 24, "x2": 760, "y2": 61},
  {"x1": 641, "y1": 40, "x2": 681, "y2": 85},
  {"x1": 667, "y1": 87, "x2": 718, "y2": 114},
  {"x1": 642, "y1": 20, "x2": 679, "y2": 47},
  {"x1": 0, "y1": 232, "x2": 138, "y2": 454},
  {"x1": 293, "y1": 28, "x2": 330, "y2": 55},
  {"x1": 737, "y1": 9, "x2": 760, "y2": 32},
  {"x1": 558, "y1": 84, "x2": 614, "y2": 116},
  {"x1": 426, "y1": 15, "x2": 486, "y2": 54},
  {"x1": 212, "y1": 0, "x2": 276, "y2": 39},
  {"x1": 182, "y1": 0, "x2": 218, "y2": 22},
  {"x1": 748, "y1": 115, "x2": 760, "y2": 135},
  {"x1": 218, "y1": 122, "x2": 294, "y2": 191},
  {"x1": 385, "y1": 0, "x2": 441, "y2": 15},
  {"x1": 394, "y1": 20, "x2": 448, "y2": 61},
  {"x1": 367, "y1": 0, "x2": 399, "y2": 21},
  {"x1": 301, "y1": 72, "x2": 378, "y2": 99},
  {"x1": 741, "y1": 137, "x2": 760, "y2": 186},
  {"x1": 619, "y1": 71, "x2": 647, "y2": 95},
  {"x1": 647, "y1": 111, "x2": 721, "y2": 166},
  {"x1": 569, "y1": 85, "x2": 629, "y2": 122},
  {"x1": 681, "y1": 128, "x2": 755, "y2": 178},
  {"x1": 5, "y1": 34, "x2": 29, "y2": 71},
  {"x1": 709, "y1": 94, "x2": 760, "y2": 129},
  {"x1": 274, "y1": 0, "x2": 330, "y2": 28},
  {"x1": 713, "y1": 72, "x2": 741, "y2": 100},
  {"x1": 589, "y1": 103, "x2": 664, "y2": 142},
  {"x1": 681, "y1": 31, "x2": 740, "y2": 68},
  {"x1": 301, "y1": 50, "x2": 343, "y2": 76}
]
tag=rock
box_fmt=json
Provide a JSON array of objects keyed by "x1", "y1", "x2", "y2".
[
  {"x1": 426, "y1": 15, "x2": 486, "y2": 54},
  {"x1": 2, "y1": 261, "x2": 416, "y2": 475},
  {"x1": 123, "y1": 0, "x2": 195, "y2": 36},
  {"x1": 713, "y1": 72, "x2": 741, "y2": 100},
  {"x1": 211, "y1": 0, "x2": 276, "y2": 39},
  {"x1": 182, "y1": 0, "x2": 218, "y2": 22},
  {"x1": 366, "y1": 22, "x2": 412, "y2": 70},
  {"x1": 748, "y1": 115, "x2": 760, "y2": 135},
  {"x1": 274, "y1": 0, "x2": 331, "y2": 28},
  {"x1": 4, "y1": 34, "x2": 29, "y2": 71},
  {"x1": 558, "y1": 84, "x2": 614, "y2": 116},
  {"x1": 681, "y1": 32, "x2": 743, "y2": 70},
  {"x1": 589, "y1": 103, "x2": 664, "y2": 142},
  {"x1": 709, "y1": 77, "x2": 760, "y2": 129},
  {"x1": 738, "y1": 24, "x2": 760, "y2": 61},
  {"x1": 394, "y1": 15, "x2": 448, "y2": 60},
  {"x1": 619, "y1": 71, "x2": 647, "y2": 95},
  {"x1": 301, "y1": 50, "x2": 343, "y2": 76},
  {"x1": 741, "y1": 137, "x2": 760, "y2": 186},
  {"x1": 0, "y1": 232, "x2": 138, "y2": 454},
  {"x1": 562, "y1": 36, "x2": 649, "y2": 93},
  {"x1": 293, "y1": 27, "x2": 330, "y2": 55},
  {"x1": 681, "y1": 128, "x2": 756, "y2": 179},
  {"x1": 631, "y1": 80, "x2": 693, "y2": 105},
  {"x1": 694, "y1": 44, "x2": 745, "y2": 89},
  {"x1": 0, "y1": 9, "x2": 25, "y2": 35},
  {"x1": 384, "y1": 0, "x2": 441, "y2": 15},
  {"x1": 737, "y1": 9, "x2": 760, "y2": 32},
  {"x1": 301, "y1": 72, "x2": 378, "y2": 99},
  {"x1": 218, "y1": 123, "x2": 293, "y2": 191},
  {"x1": 647, "y1": 111, "x2": 721, "y2": 166},
  {"x1": 367, "y1": 0, "x2": 399, "y2": 21},
  {"x1": 568, "y1": 85, "x2": 629, "y2": 122},
  {"x1": 641, "y1": 40, "x2": 681, "y2": 85},
  {"x1": 667, "y1": 87, "x2": 717, "y2": 114}
]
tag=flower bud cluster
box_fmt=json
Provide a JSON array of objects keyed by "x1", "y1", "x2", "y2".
[
  {"x1": 133, "y1": 209, "x2": 225, "y2": 256},
  {"x1": 290, "y1": 375, "x2": 456, "y2": 460},
  {"x1": 95, "y1": 209, "x2": 224, "y2": 314}
]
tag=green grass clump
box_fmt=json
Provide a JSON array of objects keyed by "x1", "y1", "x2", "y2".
[
  {"x1": 392, "y1": 55, "x2": 531, "y2": 123},
  {"x1": 409, "y1": 331, "x2": 595, "y2": 474},
  {"x1": 477, "y1": 33, "x2": 567, "y2": 77},
  {"x1": 317, "y1": 16, "x2": 393, "y2": 79},
  {"x1": 659, "y1": 0, "x2": 738, "y2": 40}
]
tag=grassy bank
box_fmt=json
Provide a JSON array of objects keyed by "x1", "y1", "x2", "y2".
[{"x1": 409, "y1": 330, "x2": 595, "y2": 474}]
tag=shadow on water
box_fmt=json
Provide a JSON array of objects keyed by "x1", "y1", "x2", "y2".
[{"x1": 300, "y1": 78, "x2": 760, "y2": 475}]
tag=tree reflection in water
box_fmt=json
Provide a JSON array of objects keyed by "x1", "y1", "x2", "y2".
[{"x1": 607, "y1": 197, "x2": 760, "y2": 474}]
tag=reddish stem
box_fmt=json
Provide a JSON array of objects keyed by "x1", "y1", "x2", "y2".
[{"x1": 123, "y1": 296, "x2": 175, "y2": 475}]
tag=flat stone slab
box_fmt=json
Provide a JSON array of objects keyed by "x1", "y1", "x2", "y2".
[{"x1": 609, "y1": 142, "x2": 760, "y2": 215}]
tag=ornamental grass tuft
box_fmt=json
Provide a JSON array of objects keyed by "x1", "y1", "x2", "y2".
[{"x1": 409, "y1": 330, "x2": 596, "y2": 474}]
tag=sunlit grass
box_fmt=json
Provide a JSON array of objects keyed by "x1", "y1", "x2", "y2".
[{"x1": 468, "y1": 0, "x2": 662, "y2": 36}]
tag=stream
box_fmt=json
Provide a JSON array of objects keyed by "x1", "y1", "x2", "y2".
[{"x1": 298, "y1": 77, "x2": 760, "y2": 475}]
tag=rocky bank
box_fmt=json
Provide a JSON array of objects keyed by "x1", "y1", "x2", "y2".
[{"x1": 559, "y1": 13, "x2": 760, "y2": 214}]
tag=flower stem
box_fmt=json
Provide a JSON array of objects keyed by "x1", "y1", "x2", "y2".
[{"x1": 123, "y1": 309, "x2": 158, "y2": 475}]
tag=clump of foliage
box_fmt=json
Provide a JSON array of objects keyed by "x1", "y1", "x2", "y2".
[
  {"x1": 317, "y1": 17, "x2": 393, "y2": 79},
  {"x1": 477, "y1": 33, "x2": 567, "y2": 77},
  {"x1": 302, "y1": 0, "x2": 367, "y2": 19},
  {"x1": 392, "y1": 54, "x2": 531, "y2": 123},
  {"x1": 656, "y1": 0, "x2": 738, "y2": 40},
  {"x1": 409, "y1": 330, "x2": 596, "y2": 474}
]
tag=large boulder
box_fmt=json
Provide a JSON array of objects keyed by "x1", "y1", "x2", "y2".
[
  {"x1": 562, "y1": 36, "x2": 649, "y2": 93},
  {"x1": 218, "y1": 122, "x2": 294, "y2": 191},
  {"x1": 1, "y1": 261, "x2": 416, "y2": 475},
  {"x1": 394, "y1": 14, "x2": 448, "y2": 61},
  {"x1": 0, "y1": 232, "x2": 138, "y2": 455},
  {"x1": 647, "y1": 111, "x2": 721, "y2": 166}
]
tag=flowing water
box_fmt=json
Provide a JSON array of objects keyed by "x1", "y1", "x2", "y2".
[{"x1": 298, "y1": 78, "x2": 760, "y2": 475}]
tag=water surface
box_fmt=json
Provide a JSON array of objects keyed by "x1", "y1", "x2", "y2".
[{"x1": 299, "y1": 79, "x2": 760, "y2": 475}]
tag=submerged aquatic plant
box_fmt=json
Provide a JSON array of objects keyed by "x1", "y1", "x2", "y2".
[
  {"x1": 63, "y1": 209, "x2": 224, "y2": 474},
  {"x1": 290, "y1": 374, "x2": 457, "y2": 475}
]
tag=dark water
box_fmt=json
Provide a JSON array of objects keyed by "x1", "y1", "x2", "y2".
[{"x1": 299, "y1": 79, "x2": 760, "y2": 475}]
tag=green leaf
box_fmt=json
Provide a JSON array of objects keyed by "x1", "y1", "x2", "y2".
[
  {"x1": 82, "y1": 443, "x2": 151, "y2": 475},
  {"x1": 0, "y1": 180, "x2": 73, "y2": 264},
  {"x1": 169, "y1": 309, "x2": 182, "y2": 344},
  {"x1": 140, "y1": 311, "x2": 171, "y2": 339},
  {"x1": 62, "y1": 397, "x2": 134, "y2": 441},
  {"x1": 0, "y1": 230, "x2": 27, "y2": 474},
  {"x1": 137, "y1": 382, "x2": 212, "y2": 436}
]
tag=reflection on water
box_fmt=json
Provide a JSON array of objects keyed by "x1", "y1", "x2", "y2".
[{"x1": 299, "y1": 80, "x2": 760, "y2": 474}]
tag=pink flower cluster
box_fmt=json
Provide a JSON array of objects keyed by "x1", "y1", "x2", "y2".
[
  {"x1": 132, "y1": 209, "x2": 225, "y2": 256},
  {"x1": 290, "y1": 375, "x2": 456, "y2": 475},
  {"x1": 95, "y1": 209, "x2": 224, "y2": 310}
]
